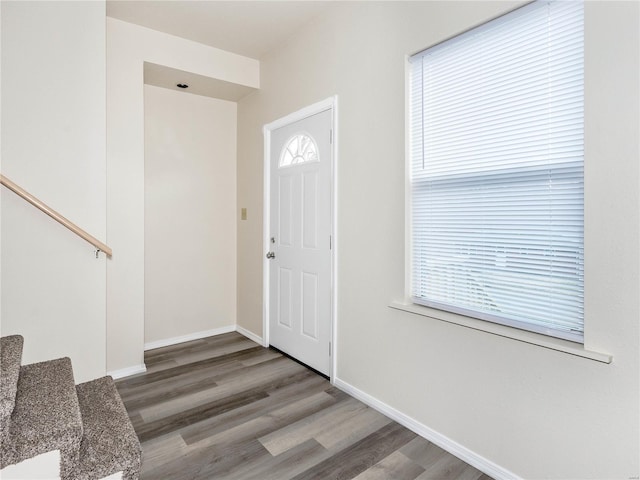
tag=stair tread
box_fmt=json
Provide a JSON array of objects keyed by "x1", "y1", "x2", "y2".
[
  {"x1": 0, "y1": 335, "x2": 24, "y2": 424},
  {"x1": 1, "y1": 357, "x2": 83, "y2": 469},
  {"x1": 73, "y1": 376, "x2": 141, "y2": 480}
]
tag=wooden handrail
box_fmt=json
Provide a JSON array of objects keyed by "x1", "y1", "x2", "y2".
[{"x1": 0, "y1": 174, "x2": 112, "y2": 257}]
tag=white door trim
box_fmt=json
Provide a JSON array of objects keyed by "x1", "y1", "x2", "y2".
[{"x1": 262, "y1": 96, "x2": 338, "y2": 381}]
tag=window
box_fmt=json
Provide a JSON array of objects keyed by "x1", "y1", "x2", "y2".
[
  {"x1": 280, "y1": 133, "x2": 318, "y2": 167},
  {"x1": 409, "y1": 1, "x2": 584, "y2": 343}
]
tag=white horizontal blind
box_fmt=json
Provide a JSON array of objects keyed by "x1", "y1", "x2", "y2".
[{"x1": 410, "y1": 1, "x2": 584, "y2": 342}]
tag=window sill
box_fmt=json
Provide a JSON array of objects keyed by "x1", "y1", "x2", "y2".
[{"x1": 389, "y1": 301, "x2": 612, "y2": 364}]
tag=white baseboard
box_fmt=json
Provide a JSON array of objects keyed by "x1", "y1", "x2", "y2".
[
  {"x1": 0, "y1": 451, "x2": 122, "y2": 480},
  {"x1": 143, "y1": 325, "x2": 236, "y2": 351},
  {"x1": 107, "y1": 364, "x2": 147, "y2": 380},
  {"x1": 236, "y1": 325, "x2": 264, "y2": 346},
  {"x1": 0, "y1": 450, "x2": 60, "y2": 479},
  {"x1": 100, "y1": 472, "x2": 122, "y2": 480},
  {"x1": 110, "y1": 325, "x2": 253, "y2": 380},
  {"x1": 332, "y1": 377, "x2": 520, "y2": 480}
]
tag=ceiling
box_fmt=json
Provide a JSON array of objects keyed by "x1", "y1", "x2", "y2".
[{"x1": 106, "y1": 1, "x2": 334, "y2": 60}]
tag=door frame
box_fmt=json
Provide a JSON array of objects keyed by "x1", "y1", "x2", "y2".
[{"x1": 262, "y1": 96, "x2": 338, "y2": 381}]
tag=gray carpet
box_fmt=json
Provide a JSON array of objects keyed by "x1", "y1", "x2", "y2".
[
  {"x1": 0, "y1": 357, "x2": 83, "y2": 472},
  {"x1": 0, "y1": 335, "x2": 23, "y2": 441},
  {"x1": 0, "y1": 334, "x2": 141, "y2": 480},
  {"x1": 73, "y1": 376, "x2": 142, "y2": 480}
]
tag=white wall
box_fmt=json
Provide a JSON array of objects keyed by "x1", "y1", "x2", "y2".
[
  {"x1": 107, "y1": 18, "x2": 258, "y2": 373},
  {"x1": 237, "y1": 2, "x2": 639, "y2": 478},
  {"x1": 144, "y1": 85, "x2": 237, "y2": 344},
  {"x1": 1, "y1": 1, "x2": 107, "y2": 383}
]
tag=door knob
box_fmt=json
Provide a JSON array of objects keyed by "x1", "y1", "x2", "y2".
[{"x1": 266, "y1": 252, "x2": 275, "y2": 259}]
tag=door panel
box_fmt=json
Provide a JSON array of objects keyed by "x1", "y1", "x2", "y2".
[
  {"x1": 268, "y1": 109, "x2": 332, "y2": 375},
  {"x1": 278, "y1": 268, "x2": 293, "y2": 328},
  {"x1": 302, "y1": 271, "x2": 319, "y2": 339},
  {"x1": 302, "y1": 172, "x2": 318, "y2": 249},
  {"x1": 278, "y1": 175, "x2": 293, "y2": 246}
]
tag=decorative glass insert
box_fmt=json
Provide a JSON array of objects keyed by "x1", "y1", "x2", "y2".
[{"x1": 279, "y1": 134, "x2": 318, "y2": 167}]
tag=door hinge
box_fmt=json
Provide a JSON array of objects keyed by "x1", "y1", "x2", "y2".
[
  {"x1": 330, "y1": 129, "x2": 333, "y2": 144},
  {"x1": 329, "y1": 235, "x2": 332, "y2": 249},
  {"x1": 329, "y1": 342, "x2": 332, "y2": 356}
]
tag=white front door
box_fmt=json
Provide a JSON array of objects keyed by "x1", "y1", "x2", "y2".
[{"x1": 268, "y1": 109, "x2": 332, "y2": 376}]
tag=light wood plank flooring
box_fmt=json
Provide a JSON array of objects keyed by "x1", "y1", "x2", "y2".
[{"x1": 116, "y1": 332, "x2": 493, "y2": 480}]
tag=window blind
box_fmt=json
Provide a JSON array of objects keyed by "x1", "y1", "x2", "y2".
[{"x1": 409, "y1": 0, "x2": 584, "y2": 343}]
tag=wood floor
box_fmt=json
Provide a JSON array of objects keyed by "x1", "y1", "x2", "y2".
[{"x1": 116, "y1": 332, "x2": 493, "y2": 480}]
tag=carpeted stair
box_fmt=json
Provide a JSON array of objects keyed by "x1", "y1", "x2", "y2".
[
  {"x1": 0, "y1": 335, "x2": 23, "y2": 444},
  {"x1": 0, "y1": 335, "x2": 141, "y2": 480}
]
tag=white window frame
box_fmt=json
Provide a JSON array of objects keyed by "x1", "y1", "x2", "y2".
[{"x1": 393, "y1": 0, "x2": 612, "y2": 363}]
